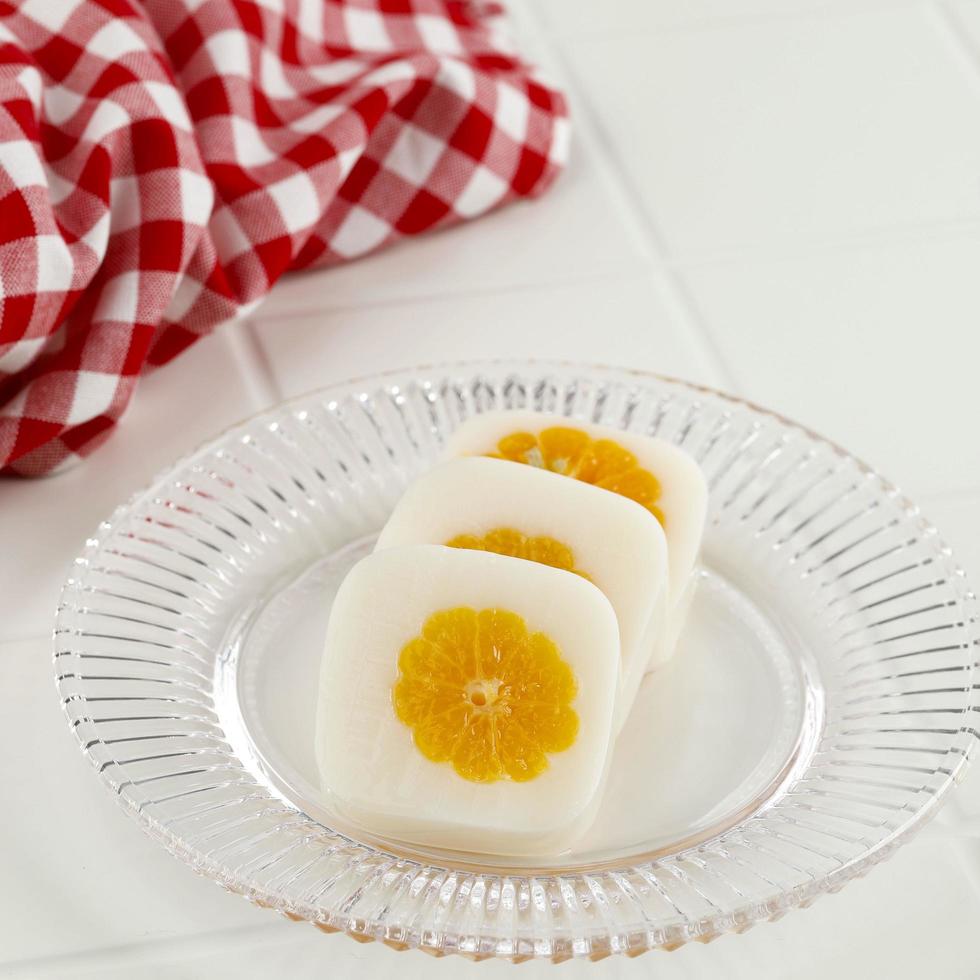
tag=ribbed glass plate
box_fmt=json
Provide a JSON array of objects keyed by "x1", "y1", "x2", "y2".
[{"x1": 55, "y1": 362, "x2": 978, "y2": 962}]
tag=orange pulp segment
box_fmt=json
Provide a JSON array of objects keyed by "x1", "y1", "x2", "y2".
[
  {"x1": 392, "y1": 607, "x2": 579, "y2": 783},
  {"x1": 491, "y1": 427, "x2": 665, "y2": 525},
  {"x1": 445, "y1": 528, "x2": 590, "y2": 580}
]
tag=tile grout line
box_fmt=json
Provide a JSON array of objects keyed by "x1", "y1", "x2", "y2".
[
  {"x1": 246, "y1": 268, "x2": 649, "y2": 328},
  {"x1": 928, "y1": 1, "x2": 980, "y2": 95},
  {"x1": 226, "y1": 316, "x2": 284, "y2": 404},
  {"x1": 518, "y1": 7, "x2": 741, "y2": 392},
  {"x1": 661, "y1": 214, "x2": 980, "y2": 271}
]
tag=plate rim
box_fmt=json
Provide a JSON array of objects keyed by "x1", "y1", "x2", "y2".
[{"x1": 53, "y1": 358, "x2": 980, "y2": 961}]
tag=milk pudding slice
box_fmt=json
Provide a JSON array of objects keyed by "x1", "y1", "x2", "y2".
[
  {"x1": 445, "y1": 411, "x2": 708, "y2": 628},
  {"x1": 376, "y1": 457, "x2": 668, "y2": 725},
  {"x1": 315, "y1": 545, "x2": 620, "y2": 856}
]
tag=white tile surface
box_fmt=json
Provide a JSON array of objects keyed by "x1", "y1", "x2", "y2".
[
  {"x1": 0, "y1": 637, "x2": 269, "y2": 967},
  {"x1": 251, "y1": 135, "x2": 650, "y2": 322},
  {"x1": 676, "y1": 233, "x2": 980, "y2": 496},
  {"x1": 249, "y1": 275, "x2": 722, "y2": 399},
  {"x1": 0, "y1": 326, "x2": 273, "y2": 643},
  {"x1": 560, "y1": 5, "x2": 980, "y2": 257}
]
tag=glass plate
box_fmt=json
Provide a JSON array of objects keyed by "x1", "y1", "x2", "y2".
[{"x1": 55, "y1": 362, "x2": 979, "y2": 962}]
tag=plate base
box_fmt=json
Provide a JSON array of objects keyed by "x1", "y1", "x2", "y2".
[{"x1": 217, "y1": 536, "x2": 820, "y2": 870}]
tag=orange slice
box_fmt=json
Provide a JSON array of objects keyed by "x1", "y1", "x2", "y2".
[
  {"x1": 445, "y1": 527, "x2": 590, "y2": 580},
  {"x1": 392, "y1": 607, "x2": 579, "y2": 783},
  {"x1": 491, "y1": 426, "x2": 665, "y2": 524}
]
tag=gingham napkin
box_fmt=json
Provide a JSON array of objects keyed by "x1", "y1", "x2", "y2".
[{"x1": 0, "y1": 0, "x2": 568, "y2": 476}]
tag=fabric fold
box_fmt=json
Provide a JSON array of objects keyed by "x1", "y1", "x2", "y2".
[{"x1": 0, "y1": 0, "x2": 568, "y2": 475}]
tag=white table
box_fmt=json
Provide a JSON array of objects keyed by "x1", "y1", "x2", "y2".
[{"x1": 4, "y1": 1, "x2": 980, "y2": 976}]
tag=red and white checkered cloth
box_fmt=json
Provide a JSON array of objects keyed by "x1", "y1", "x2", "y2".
[{"x1": 0, "y1": 0, "x2": 568, "y2": 476}]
